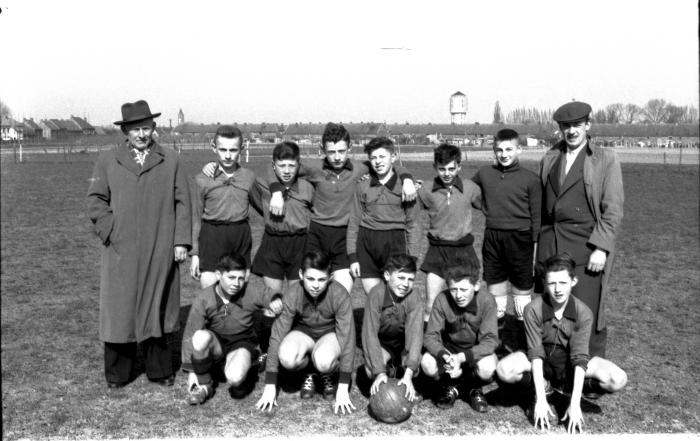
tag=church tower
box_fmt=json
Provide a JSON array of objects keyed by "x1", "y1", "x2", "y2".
[{"x1": 177, "y1": 108, "x2": 185, "y2": 126}]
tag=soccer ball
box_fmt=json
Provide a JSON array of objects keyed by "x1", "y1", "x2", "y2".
[{"x1": 368, "y1": 378, "x2": 414, "y2": 424}]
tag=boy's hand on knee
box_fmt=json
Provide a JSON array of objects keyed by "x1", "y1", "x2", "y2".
[
  {"x1": 333, "y1": 383, "x2": 355, "y2": 415},
  {"x1": 350, "y1": 262, "x2": 361, "y2": 278},
  {"x1": 370, "y1": 373, "x2": 388, "y2": 395}
]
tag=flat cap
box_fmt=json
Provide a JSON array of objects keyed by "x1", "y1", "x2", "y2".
[{"x1": 553, "y1": 101, "x2": 592, "y2": 123}]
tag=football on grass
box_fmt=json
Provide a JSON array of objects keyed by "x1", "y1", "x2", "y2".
[{"x1": 368, "y1": 378, "x2": 414, "y2": 424}]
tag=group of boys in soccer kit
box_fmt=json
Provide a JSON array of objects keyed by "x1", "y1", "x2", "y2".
[{"x1": 182, "y1": 113, "x2": 628, "y2": 433}]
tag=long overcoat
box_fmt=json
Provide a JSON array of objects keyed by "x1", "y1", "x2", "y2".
[
  {"x1": 87, "y1": 142, "x2": 191, "y2": 343},
  {"x1": 538, "y1": 140, "x2": 624, "y2": 331}
]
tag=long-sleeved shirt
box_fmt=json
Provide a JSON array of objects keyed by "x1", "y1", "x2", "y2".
[
  {"x1": 472, "y1": 161, "x2": 542, "y2": 242},
  {"x1": 361, "y1": 284, "x2": 424, "y2": 376},
  {"x1": 191, "y1": 166, "x2": 257, "y2": 255},
  {"x1": 417, "y1": 176, "x2": 482, "y2": 243},
  {"x1": 269, "y1": 159, "x2": 414, "y2": 227},
  {"x1": 264, "y1": 281, "x2": 355, "y2": 385},
  {"x1": 181, "y1": 283, "x2": 279, "y2": 371},
  {"x1": 523, "y1": 295, "x2": 592, "y2": 371},
  {"x1": 249, "y1": 177, "x2": 314, "y2": 235},
  {"x1": 346, "y1": 171, "x2": 421, "y2": 259},
  {"x1": 424, "y1": 290, "x2": 498, "y2": 366}
]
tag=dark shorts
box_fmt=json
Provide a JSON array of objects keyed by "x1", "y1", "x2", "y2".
[
  {"x1": 251, "y1": 232, "x2": 307, "y2": 280},
  {"x1": 380, "y1": 335, "x2": 407, "y2": 363},
  {"x1": 212, "y1": 331, "x2": 259, "y2": 364},
  {"x1": 356, "y1": 227, "x2": 408, "y2": 278},
  {"x1": 306, "y1": 221, "x2": 350, "y2": 272},
  {"x1": 290, "y1": 325, "x2": 335, "y2": 342},
  {"x1": 482, "y1": 228, "x2": 534, "y2": 290},
  {"x1": 541, "y1": 344, "x2": 574, "y2": 392},
  {"x1": 199, "y1": 219, "x2": 252, "y2": 271},
  {"x1": 420, "y1": 241, "x2": 479, "y2": 279}
]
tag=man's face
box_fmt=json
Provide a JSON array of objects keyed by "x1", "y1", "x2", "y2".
[
  {"x1": 299, "y1": 267, "x2": 332, "y2": 297},
  {"x1": 559, "y1": 120, "x2": 591, "y2": 150},
  {"x1": 493, "y1": 140, "x2": 522, "y2": 167},
  {"x1": 447, "y1": 278, "x2": 479, "y2": 308},
  {"x1": 272, "y1": 159, "x2": 299, "y2": 185},
  {"x1": 212, "y1": 136, "x2": 242, "y2": 170},
  {"x1": 216, "y1": 269, "x2": 247, "y2": 296},
  {"x1": 368, "y1": 147, "x2": 396, "y2": 179},
  {"x1": 323, "y1": 140, "x2": 350, "y2": 170},
  {"x1": 384, "y1": 269, "x2": 415, "y2": 298},
  {"x1": 124, "y1": 120, "x2": 155, "y2": 150},
  {"x1": 544, "y1": 269, "x2": 577, "y2": 307},
  {"x1": 434, "y1": 160, "x2": 461, "y2": 185}
]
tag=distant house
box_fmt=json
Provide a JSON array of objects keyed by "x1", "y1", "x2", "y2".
[
  {"x1": 70, "y1": 116, "x2": 96, "y2": 135},
  {"x1": 1, "y1": 116, "x2": 24, "y2": 141},
  {"x1": 22, "y1": 118, "x2": 43, "y2": 138}
]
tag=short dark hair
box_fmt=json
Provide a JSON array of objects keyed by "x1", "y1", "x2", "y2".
[
  {"x1": 214, "y1": 125, "x2": 243, "y2": 143},
  {"x1": 494, "y1": 128, "x2": 520, "y2": 146},
  {"x1": 301, "y1": 250, "x2": 332, "y2": 273},
  {"x1": 383, "y1": 254, "x2": 417, "y2": 274},
  {"x1": 322, "y1": 122, "x2": 351, "y2": 148},
  {"x1": 541, "y1": 253, "x2": 576, "y2": 278},
  {"x1": 433, "y1": 143, "x2": 461, "y2": 165},
  {"x1": 364, "y1": 136, "x2": 394, "y2": 155},
  {"x1": 215, "y1": 252, "x2": 248, "y2": 272},
  {"x1": 273, "y1": 141, "x2": 300, "y2": 162},
  {"x1": 444, "y1": 258, "x2": 480, "y2": 285}
]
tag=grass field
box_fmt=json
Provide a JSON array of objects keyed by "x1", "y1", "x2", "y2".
[{"x1": 1, "y1": 150, "x2": 699, "y2": 439}]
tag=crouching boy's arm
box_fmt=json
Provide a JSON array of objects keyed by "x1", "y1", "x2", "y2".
[
  {"x1": 563, "y1": 366, "x2": 586, "y2": 434},
  {"x1": 466, "y1": 293, "x2": 499, "y2": 365},
  {"x1": 333, "y1": 288, "x2": 357, "y2": 414}
]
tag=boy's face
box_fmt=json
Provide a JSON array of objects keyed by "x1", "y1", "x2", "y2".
[
  {"x1": 212, "y1": 136, "x2": 242, "y2": 170},
  {"x1": 447, "y1": 277, "x2": 479, "y2": 308},
  {"x1": 493, "y1": 140, "x2": 521, "y2": 167},
  {"x1": 368, "y1": 147, "x2": 396, "y2": 179},
  {"x1": 323, "y1": 140, "x2": 350, "y2": 170},
  {"x1": 272, "y1": 159, "x2": 299, "y2": 185},
  {"x1": 216, "y1": 269, "x2": 247, "y2": 296},
  {"x1": 544, "y1": 269, "x2": 578, "y2": 307},
  {"x1": 383, "y1": 269, "x2": 415, "y2": 298},
  {"x1": 434, "y1": 160, "x2": 461, "y2": 185},
  {"x1": 299, "y1": 267, "x2": 332, "y2": 297},
  {"x1": 559, "y1": 120, "x2": 591, "y2": 150}
]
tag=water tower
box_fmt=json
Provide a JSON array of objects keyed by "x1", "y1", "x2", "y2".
[{"x1": 450, "y1": 91, "x2": 467, "y2": 124}]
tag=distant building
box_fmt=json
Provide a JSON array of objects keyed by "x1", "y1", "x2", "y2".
[
  {"x1": 22, "y1": 118, "x2": 43, "y2": 138},
  {"x1": 450, "y1": 91, "x2": 467, "y2": 124},
  {"x1": 70, "y1": 115, "x2": 96, "y2": 135},
  {"x1": 177, "y1": 108, "x2": 185, "y2": 126},
  {"x1": 1, "y1": 116, "x2": 24, "y2": 141}
]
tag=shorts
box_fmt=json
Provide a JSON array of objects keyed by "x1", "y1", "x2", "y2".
[
  {"x1": 538, "y1": 344, "x2": 574, "y2": 392},
  {"x1": 482, "y1": 228, "x2": 534, "y2": 290},
  {"x1": 291, "y1": 325, "x2": 335, "y2": 342},
  {"x1": 212, "y1": 330, "x2": 259, "y2": 363},
  {"x1": 420, "y1": 237, "x2": 479, "y2": 278},
  {"x1": 251, "y1": 231, "x2": 307, "y2": 280},
  {"x1": 199, "y1": 219, "x2": 252, "y2": 271},
  {"x1": 306, "y1": 221, "x2": 350, "y2": 272},
  {"x1": 356, "y1": 227, "x2": 408, "y2": 278}
]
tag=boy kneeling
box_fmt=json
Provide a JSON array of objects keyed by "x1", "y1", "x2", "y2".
[
  {"x1": 256, "y1": 251, "x2": 356, "y2": 414},
  {"x1": 361, "y1": 254, "x2": 424, "y2": 401},
  {"x1": 181, "y1": 253, "x2": 282, "y2": 405},
  {"x1": 422, "y1": 261, "x2": 498, "y2": 412},
  {"x1": 496, "y1": 253, "x2": 627, "y2": 434}
]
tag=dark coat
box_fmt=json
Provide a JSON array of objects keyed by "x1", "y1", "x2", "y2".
[
  {"x1": 87, "y1": 142, "x2": 192, "y2": 342},
  {"x1": 538, "y1": 140, "x2": 624, "y2": 330}
]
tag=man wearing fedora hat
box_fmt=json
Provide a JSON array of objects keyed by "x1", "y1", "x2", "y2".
[
  {"x1": 536, "y1": 101, "x2": 623, "y2": 363},
  {"x1": 87, "y1": 100, "x2": 192, "y2": 389}
]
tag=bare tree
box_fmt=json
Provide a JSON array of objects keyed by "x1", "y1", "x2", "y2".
[
  {"x1": 642, "y1": 99, "x2": 670, "y2": 123},
  {"x1": 682, "y1": 105, "x2": 699, "y2": 123},
  {"x1": 666, "y1": 105, "x2": 687, "y2": 124},
  {"x1": 493, "y1": 101, "x2": 503, "y2": 124},
  {"x1": 604, "y1": 103, "x2": 623, "y2": 124},
  {"x1": 0, "y1": 99, "x2": 11, "y2": 118},
  {"x1": 620, "y1": 103, "x2": 642, "y2": 124},
  {"x1": 593, "y1": 109, "x2": 608, "y2": 123}
]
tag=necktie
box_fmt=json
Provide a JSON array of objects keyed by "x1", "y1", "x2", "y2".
[{"x1": 559, "y1": 152, "x2": 567, "y2": 186}]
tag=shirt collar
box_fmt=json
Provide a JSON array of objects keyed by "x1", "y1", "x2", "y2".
[
  {"x1": 382, "y1": 286, "x2": 405, "y2": 308},
  {"x1": 370, "y1": 170, "x2": 398, "y2": 188},
  {"x1": 214, "y1": 163, "x2": 240, "y2": 178},
  {"x1": 303, "y1": 286, "x2": 328, "y2": 305},
  {"x1": 214, "y1": 284, "x2": 245, "y2": 307},
  {"x1": 542, "y1": 295, "x2": 578, "y2": 322},
  {"x1": 322, "y1": 158, "x2": 353, "y2": 172},
  {"x1": 494, "y1": 161, "x2": 521, "y2": 173},
  {"x1": 432, "y1": 175, "x2": 464, "y2": 193},
  {"x1": 445, "y1": 289, "x2": 478, "y2": 314}
]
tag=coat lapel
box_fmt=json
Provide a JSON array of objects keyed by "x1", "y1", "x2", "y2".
[
  {"x1": 558, "y1": 146, "x2": 586, "y2": 195},
  {"x1": 140, "y1": 143, "x2": 165, "y2": 175},
  {"x1": 115, "y1": 143, "x2": 141, "y2": 176}
]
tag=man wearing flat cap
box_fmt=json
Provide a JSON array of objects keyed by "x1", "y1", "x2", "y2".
[
  {"x1": 536, "y1": 101, "x2": 623, "y2": 359},
  {"x1": 87, "y1": 100, "x2": 192, "y2": 389}
]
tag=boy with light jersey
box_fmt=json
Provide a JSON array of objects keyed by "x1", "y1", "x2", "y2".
[
  {"x1": 255, "y1": 251, "x2": 356, "y2": 414},
  {"x1": 421, "y1": 261, "x2": 498, "y2": 413},
  {"x1": 190, "y1": 125, "x2": 257, "y2": 288},
  {"x1": 495, "y1": 253, "x2": 627, "y2": 434},
  {"x1": 360, "y1": 254, "x2": 423, "y2": 402},
  {"x1": 472, "y1": 129, "x2": 541, "y2": 337},
  {"x1": 181, "y1": 253, "x2": 282, "y2": 405},
  {"x1": 417, "y1": 143, "x2": 482, "y2": 326},
  {"x1": 346, "y1": 137, "x2": 422, "y2": 297}
]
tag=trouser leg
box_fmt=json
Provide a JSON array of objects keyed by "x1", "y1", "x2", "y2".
[
  {"x1": 104, "y1": 341, "x2": 137, "y2": 384},
  {"x1": 142, "y1": 336, "x2": 173, "y2": 380}
]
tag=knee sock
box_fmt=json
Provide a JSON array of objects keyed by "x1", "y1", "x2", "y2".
[
  {"x1": 512, "y1": 287, "x2": 532, "y2": 321},
  {"x1": 488, "y1": 283, "x2": 509, "y2": 319}
]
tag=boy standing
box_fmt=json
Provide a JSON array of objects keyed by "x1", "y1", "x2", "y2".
[
  {"x1": 496, "y1": 254, "x2": 627, "y2": 434},
  {"x1": 361, "y1": 254, "x2": 424, "y2": 401},
  {"x1": 472, "y1": 129, "x2": 541, "y2": 326},
  {"x1": 181, "y1": 253, "x2": 282, "y2": 405},
  {"x1": 347, "y1": 137, "x2": 421, "y2": 297},
  {"x1": 418, "y1": 143, "x2": 482, "y2": 325},
  {"x1": 190, "y1": 125, "x2": 257, "y2": 288},
  {"x1": 255, "y1": 251, "x2": 356, "y2": 414},
  {"x1": 421, "y1": 262, "x2": 498, "y2": 413}
]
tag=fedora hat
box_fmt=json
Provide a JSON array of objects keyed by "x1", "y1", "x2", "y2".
[{"x1": 114, "y1": 100, "x2": 161, "y2": 125}]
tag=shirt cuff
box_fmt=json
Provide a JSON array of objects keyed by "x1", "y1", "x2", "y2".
[
  {"x1": 399, "y1": 172, "x2": 414, "y2": 182},
  {"x1": 270, "y1": 182, "x2": 284, "y2": 193},
  {"x1": 264, "y1": 371, "x2": 278, "y2": 385},
  {"x1": 348, "y1": 253, "x2": 357, "y2": 263},
  {"x1": 528, "y1": 346, "x2": 546, "y2": 362},
  {"x1": 461, "y1": 349, "x2": 474, "y2": 367},
  {"x1": 339, "y1": 371, "x2": 352, "y2": 385}
]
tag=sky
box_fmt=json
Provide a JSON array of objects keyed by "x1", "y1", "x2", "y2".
[{"x1": 0, "y1": 0, "x2": 698, "y2": 126}]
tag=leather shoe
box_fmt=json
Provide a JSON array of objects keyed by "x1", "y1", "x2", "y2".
[
  {"x1": 149, "y1": 374, "x2": 175, "y2": 387},
  {"x1": 469, "y1": 388, "x2": 488, "y2": 413},
  {"x1": 107, "y1": 381, "x2": 128, "y2": 389}
]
